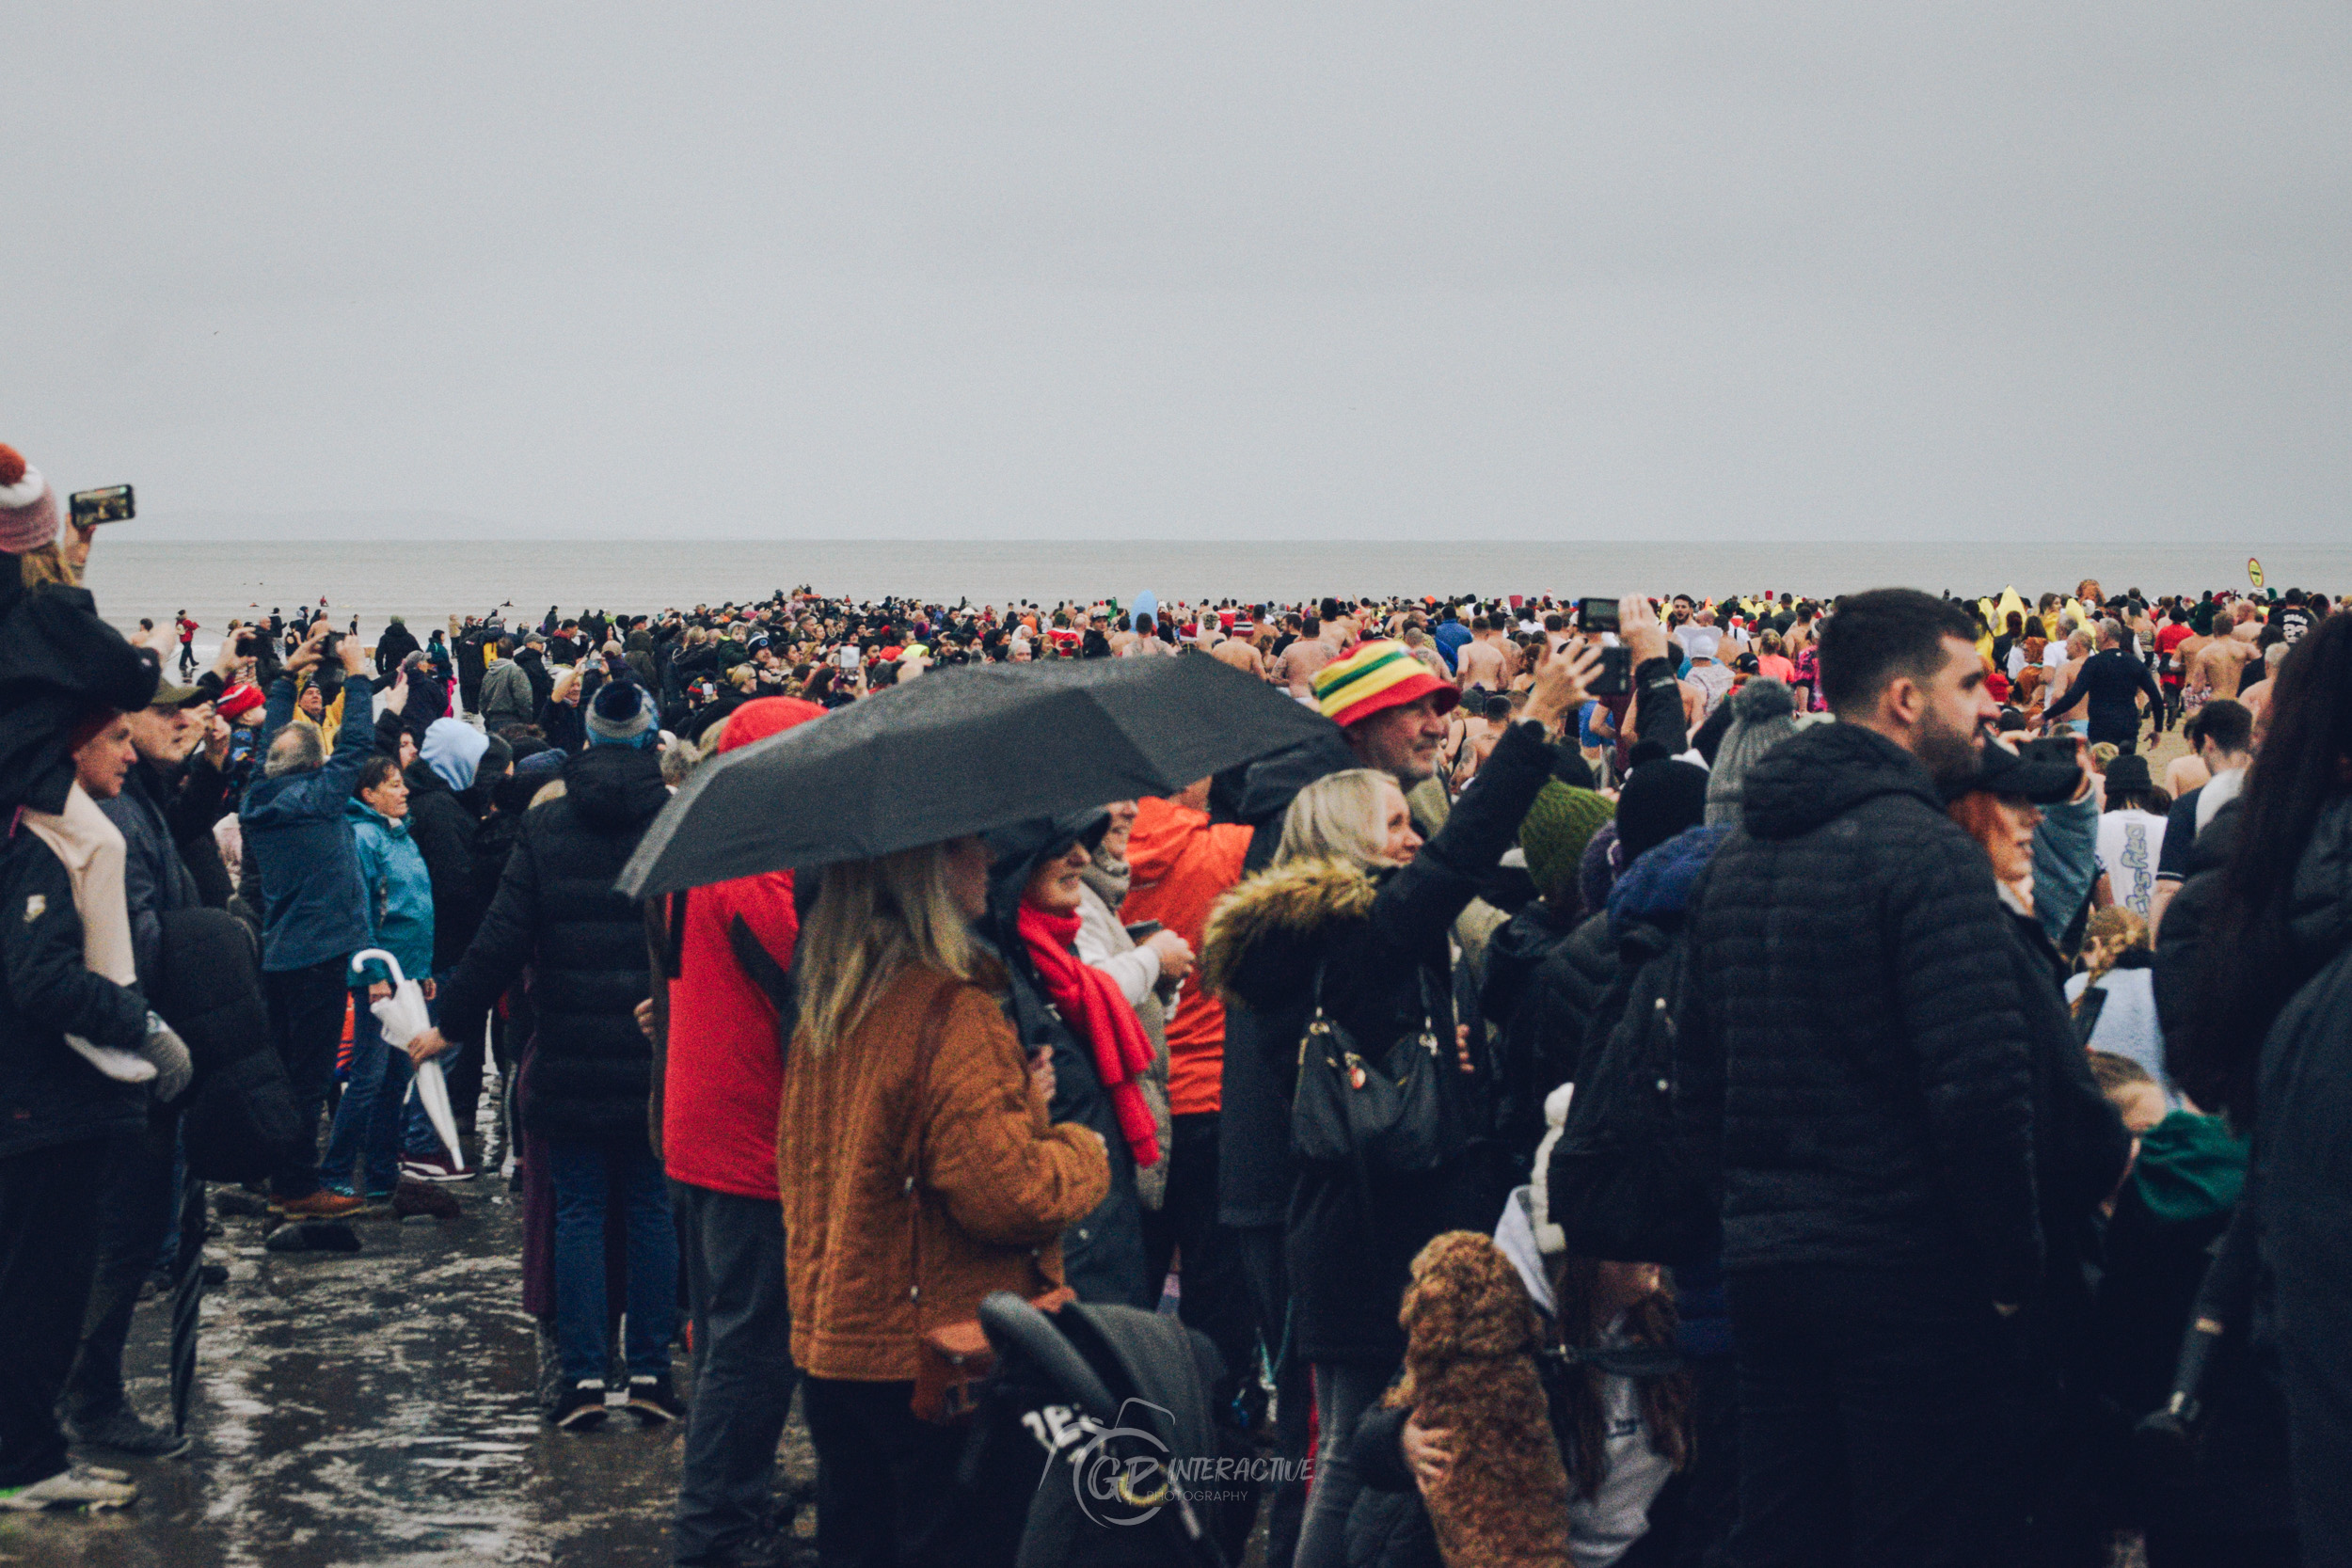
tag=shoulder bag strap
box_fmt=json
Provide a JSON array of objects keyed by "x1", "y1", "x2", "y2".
[{"x1": 728, "y1": 912, "x2": 794, "y2": 1017}]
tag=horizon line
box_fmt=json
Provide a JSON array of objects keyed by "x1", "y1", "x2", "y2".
[{"x1": 98, "y1": 533, "x2": 2327, "y2": 547}]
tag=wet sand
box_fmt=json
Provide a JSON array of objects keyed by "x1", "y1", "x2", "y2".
[{"x1": 2, "y1": 1180, "x2": 818, "y2": 1568}]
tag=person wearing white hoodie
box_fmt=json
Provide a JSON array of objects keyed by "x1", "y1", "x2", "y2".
[{"x1": 1345, "y1": 1090, "x2": 1692, "y2": 1568}]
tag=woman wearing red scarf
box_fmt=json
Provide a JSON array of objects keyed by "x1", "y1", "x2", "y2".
[
  {"x1": 984, "y1": 811, "x2": 1157, "y2": 1307},
  {"x1": 1018, "y1": 889, "x2": 1161, "y2": 1171}
]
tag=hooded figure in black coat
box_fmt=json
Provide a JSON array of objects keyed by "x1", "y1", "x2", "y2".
[
  {"x1": 979, "y1": 809, "x2": 1152, "y2": 1308},
  {"x1": 373, "y1": 615, "x2": 420, "y2": 673}
]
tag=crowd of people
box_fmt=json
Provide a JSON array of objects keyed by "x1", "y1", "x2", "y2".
[{"x1": 2, "y1": 436, "x2": 2347, "y2": 1568}]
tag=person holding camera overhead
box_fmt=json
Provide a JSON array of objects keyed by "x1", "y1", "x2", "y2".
[
  {"x1": 1200, "y1": 637, "x2": 1597, "y2": 1568},
  {"x1": 238, "y1": 623, "x2": 383, "y2": 1218}
]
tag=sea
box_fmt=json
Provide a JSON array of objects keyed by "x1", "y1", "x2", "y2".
[{"x1": 83, "y1": 538, "x2": 2349, "y2": 655}]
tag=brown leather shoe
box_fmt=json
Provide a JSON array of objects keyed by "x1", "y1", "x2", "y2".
[{"x1": 273, "y1": 1190, "x2": 365, "y2": 1219}]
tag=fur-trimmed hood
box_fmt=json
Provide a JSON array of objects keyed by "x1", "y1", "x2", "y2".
[{"x1": 1200, "y1": 855, "x2": 1378, "y2": 1003}]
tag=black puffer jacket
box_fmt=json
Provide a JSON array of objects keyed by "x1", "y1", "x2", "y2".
[
  {"x1": 0, "y1": 823, "x2": 149, "y2": 1160},
  {"x1": 401, "y1": 763, "x2": 485, "y2": 974},
  {"x1": 98, "y1": 757, "x2": 205, "y2": 990},
  {"x1": 1677, "y1": 722, "x2": 2044, "y2": 1305},
  {"x1": 2251, "y1": 794, "x2": 2352, "y2": 1554},
  {"x1": 0, "y1": 581, "x2": 157, "y2": 816},
  {"x1": 437, "y1": 744, "x2": 667, "y2": 1142},
  {"x1": 155, "y1": 906, "x2": 301, "y2": 1182},
  {"x1": 1481, "y1": 899, "x2": 1613, "y2": 1175},
  {"x1": 1203, "y1": 721, "x2": 1558, "y2": 1365}
]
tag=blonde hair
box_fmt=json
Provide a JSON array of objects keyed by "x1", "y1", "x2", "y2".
[
  {"x1": 17, "y1": 543, "x2": 75, "y2": 590},
  {"x1": 1276, "y1": 768, "x2": 1395, "y2": 869},
  {"x1": 794, "y1": 843, "x2": 982, "y2": 1053},
  {"x1": 2074, "y1": 906, "x2": 2151, "y2": 1013}
]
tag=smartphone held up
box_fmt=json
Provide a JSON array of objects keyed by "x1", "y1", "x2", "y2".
[
  {"x1": 69, "y1": 484, "x2": 135, "y2": 527},
  {"x1": 1575, "y1": 594, "x2": 1632, "y2": 696}
]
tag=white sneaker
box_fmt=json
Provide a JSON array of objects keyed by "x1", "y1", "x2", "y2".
[
  {"x1": 398, "y1": 1152, "x2": 477, "y2": 1183},
  {"x1": 0, "y1": 1466, "x2": 140, "y2": 1511}
]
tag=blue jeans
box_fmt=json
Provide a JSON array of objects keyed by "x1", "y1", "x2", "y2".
[
  {"x1": 320, "y1": 990, "x2": 451, "y2": 1195},
  {"x1": 548, "y1": 1139, "x2": 677, "y2": 1386}
]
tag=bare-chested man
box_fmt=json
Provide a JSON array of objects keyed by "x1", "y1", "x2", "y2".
[
  {"x1": 1454, "y1": 618, "x2": 1508, "y2": 692},
  {"x1": 1211, "y1": 633, "x2": 1266, "y2": 681},
  {"x1": 2237, "y1": 641, "x2": 2288, "y2": 733},
  {"x1": 2191, "y1": 608, "x2": 2263, "y2": 701}
]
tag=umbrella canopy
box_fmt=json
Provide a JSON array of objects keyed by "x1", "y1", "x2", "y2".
[{"x1": 618, "y1": 654, "x2": 1331, "y2": 896}]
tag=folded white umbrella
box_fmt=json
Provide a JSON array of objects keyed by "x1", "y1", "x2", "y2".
[
  {"x1": 408, "y1": 1058, "x2": 465, "y2": 1165},
  {"x1": 351, "y1": 948, "x2": 464, "y2": 1164}
]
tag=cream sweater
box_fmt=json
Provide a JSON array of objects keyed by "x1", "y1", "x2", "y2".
[{"x1": 21, "y1": 783, "x2": 137, "y2": 990}]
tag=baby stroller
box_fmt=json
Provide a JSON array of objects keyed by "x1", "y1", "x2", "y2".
[{"x1": 969, "y1": 1291, "x2": 1242, "y2": 1568}]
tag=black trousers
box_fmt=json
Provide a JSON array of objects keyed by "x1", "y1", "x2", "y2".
[
  {"x1": 0, "y1": 1139, "x2": 111, "y2": 1487},
  {"x1": 442, "y1": 1010, "x2": 485, "y2": 1137},
  {"x1": 63, "y1": 1118, "x2": 180, "y2": 1424},
  {"x1": 673, "y1": 1181, "x2": 800, "y2": 1563},
  {"x1": 1675, "y1": 1354, "x2": 1740, "y2": 1568},
  {"x1": 266, "y1": 957, "x2": 354, "y2": 1197},
  {"x1": 802, "y1": 1377, "x2": 1017, "y2": 1568},
  {"x1": 1236, "y1": 1224, "x2": 1311, "y2": 1568},
  {"x1": 1725, "y1": 1262, "x2": 2021, "y2": 1568},
  {"x1": 1140, "y1": 1115, "x2": 1257, "y2": 1409}
]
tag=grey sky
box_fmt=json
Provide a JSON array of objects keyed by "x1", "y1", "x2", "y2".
[{"x1": 10, "y1": 3, "x2": 2347, "y2": 540}]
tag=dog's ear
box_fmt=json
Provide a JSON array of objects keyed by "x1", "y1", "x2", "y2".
[
  {"x1": 1422, "y1": 1231, "x2": 1542, "y2": 1359},
  {"x1": 1401, "y1": 1230, "x2": 1499, "y2": 1355}
]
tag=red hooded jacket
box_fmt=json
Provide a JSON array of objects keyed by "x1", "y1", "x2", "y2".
[
  {"x1": 1122, "y1": 796, "x2": 1252, "y2": 1117},
  {"x1": 660, "y1": 698, "x2": 824, "y2": 1199}
]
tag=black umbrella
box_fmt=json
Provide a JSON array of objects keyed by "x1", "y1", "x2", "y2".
[
  {"x1": 167, "y1": 1167, "x2": 206, "y2": 1437},
  {"x1": 618, "y1": 655, "x2": 1333, "y2": 896}
]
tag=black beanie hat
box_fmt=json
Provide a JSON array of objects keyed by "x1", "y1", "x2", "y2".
[{"x1": 1616, "y1": 759, "x2": 1710, "y2": 863}]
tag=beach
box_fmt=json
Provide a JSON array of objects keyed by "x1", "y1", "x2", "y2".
[{"x1": 83, "y1": 537, "x2": 2344, "y2": 655}]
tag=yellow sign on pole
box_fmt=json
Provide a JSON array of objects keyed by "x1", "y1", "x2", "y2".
[{"x1": 2249, "y1": 557, "x2": 2265, "y2": 589}]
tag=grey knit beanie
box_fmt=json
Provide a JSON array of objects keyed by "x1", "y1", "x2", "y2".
[
  {"x1": 1706, "y1": 679, "x2": 1800, "y2": 826},
  {"x1": 586, "y1": 679, "x2": 656, "y2": 746}
]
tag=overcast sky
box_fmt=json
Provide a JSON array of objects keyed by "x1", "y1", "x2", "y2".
[{"x1": 9, "y1": 4, "x2": 2346, "y2": 541}]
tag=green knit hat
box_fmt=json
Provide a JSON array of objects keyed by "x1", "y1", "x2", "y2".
[{"x1": 1518, "y1": 783, "x2": 1614, "y2": 900}]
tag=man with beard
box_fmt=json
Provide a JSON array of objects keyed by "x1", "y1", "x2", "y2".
[{"x1": 1675, "y1": 588, "x2": 2029, "y2": 1566}]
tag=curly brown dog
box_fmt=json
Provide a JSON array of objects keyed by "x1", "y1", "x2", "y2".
[{"x1": 1388, "y1": 1229, "x2": 1570, "y2": 1568}]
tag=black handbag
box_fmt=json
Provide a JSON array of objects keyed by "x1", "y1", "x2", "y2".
[{"x1": 1291, "y1": 962, "x2": 1454, "y2": 1173}]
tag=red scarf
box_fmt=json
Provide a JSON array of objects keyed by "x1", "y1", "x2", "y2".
[{"x1": 1017, "y1": 902, "x2": 1162, "y2": 1168}]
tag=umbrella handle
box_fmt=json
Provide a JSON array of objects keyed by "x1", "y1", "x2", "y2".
[{"x1": 351, "y1": 948, "x2": 406, "y2": 988}]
